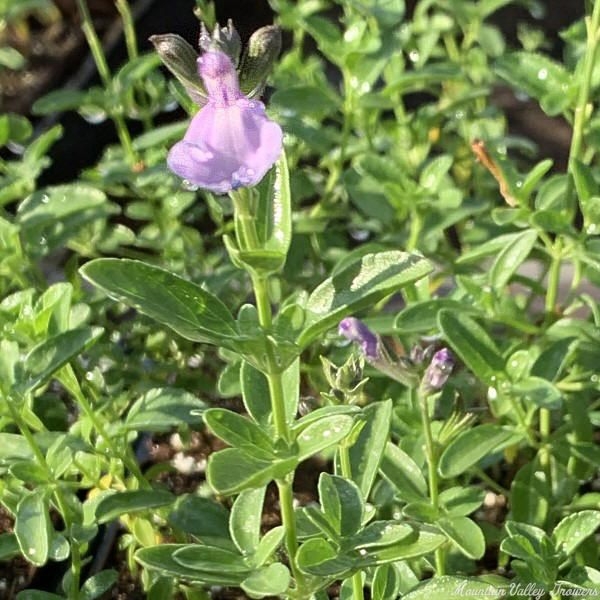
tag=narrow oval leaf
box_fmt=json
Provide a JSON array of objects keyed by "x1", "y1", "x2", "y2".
[
  {"x1": 552, "y1": 510, "x2": 600, "y2": 555},
  {"x1": 15, "y1": 490, "x2": 52, "y2": 567},
  {"x1": 95, "y1": 490, "x2": 175, "y2": 524},
  {"x1": 135, "y1": 544, "x2": 246, "y2": 585},
  {"x1": 173, "y1": 545, "x2": 249, "y2": 574},
  {"x1": 241, "y1": 563, "x2": 291, "y2": 598},
  {"x1": 438, "y1": 425, "x2": 516, "y2": 478},
  {"x1": 438, "y1": 311, "x2": 505, "y2": 383},
  {"x1": 341, "y1": 400, "x2": 392, "y2": 498},
  {"x1": 489, "y1": 229, "x2": 537, "y2": 290},
  {"x1": 19, "y1": 327, "x2": 103, "y2": 394},
  {"x1": 298, "y1": 251, "x2": 432, "y2": 348},
  {"x1": 372, "y1": 564, "x2": 401, "y2": 600},
  {"x1": 379, "y1": 443, "x2": 427, "y2": 501},
  {"x1": 230, "y1": 487, "x2": 266, "y2": 556},
  {"x1": 437, "y1": 517, "x2": 485, "y2": 559},
  {"x1": 207, "y1": 448, "x2": 296, "y2": 495},
  {"x1": 124, "y1": 387, "x2": 206, "y2": 432},
  {"x1": 79, "y1": 569, "x2": 118, "y2": 600},
  {"x1": 80, "y1": 259, "x2": 237, "y2": 346},
  {"x1": 204, "y1": 409, "x2": 274, "y2": 456},
  {"x1": 296, "y1": 415, "x2": 354, "y2": 461},
  {"x1": 296, "y1": 538, "x2": 355, "y2": 577},
  {"x1": 319, "y1": 474, "x2": 363, "y2": 538}
]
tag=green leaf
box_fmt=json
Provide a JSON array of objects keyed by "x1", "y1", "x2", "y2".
[
  {"x1": 318, "y1": 474, "x2": 363, "y2": 538},
  {"x1": 296, "y1": 415, "x2": 355, "y2": 461},
  {"x1": 16, "y1": 592, "x2": 65, "y2": 600},
  {"x1": 350, "y1": 521, "x2": 414, "y2": 549},
  {"x1": 95, "y1": 490, "x2": 175, "y2": 524},
  {"x1": 357, "y1": 527, "x2": 445, "y2": 566},
  {"x1": 488, "y1": 229, "x2": 537, "y2": 290},
  {"x1": 204, "y1": 409, "x2": 274, "y2": 457},
  {"x1": 296, "y1": 538, "x2": 354, "y2": 577},
  {"x1": 511, "y1": 377, "x2": 562, "y2": 409},
  {"x1": 14, "y1": 489, "x2": 52, "y2": 566},
  {"x1": 510, "y1": 463, "x2": 549, "y2": 526},
  {"x1": 0, "y1": 433, "x2": 34, "y2": 462},
  {"x1": 439, "y1": 487, "x2": 486, "y2": 517},
  {"x1": 0, "y1": 46, "x2": 25, "y2": 69},
  {"x1": 402, "y1": 576, "x2": 508, "y2": 600},
  {"x1": 438, "y1": 311, "x2": 505, "y2": 384},
  {"x1": 298, "y1": 251, "x2": 432, "y2": 347},
  {"x1": 207, "y1": 448, "x2": 296, "y2": 495},
  {"x1": 18, "y1": 327, "x2": 103, "y2": 394},
  {"x1": 372, "y1": 564, "x2": 401, "y2": 600},
  {"x1": 379, "y1": 442, "x2": 427, "y2": 502},
  {"x1": 251, "y1": 526, "x2": 285, "y2": 567},
  {"x1": 553, "y1": 511, "x2": 600, "y2": 555},
  {"x1": 271, "y1": 85, "x2": 339, "y2": 116},
  {"x1": 167, "y1": 495, "x2": 231, "y2": 543},
  {"x1": 395, "y1": 299, "x2": 480, "y2": 334},
  {"x1": 173, "y1": 544, "x2": 249, "y2": 574},
  {"x1": 31, "y1": 89, "x2": 90, "y2": 115},
  {"x1": 437, "y1": 516, "x2": 485, "y2": 559},
  {"x1": 439, "y1": 425, "x2": 516, "y2": 478},
  {"x1": 17, "y1": 184, "x2": 111, "y2": 253},
  {"x1": 80, "y1": 259, "x2": 238, "y2": 346},
  {"x1": 341, "y1": 400, "x2": 392, "y2": 498},
  {"x1": 123, "y1": 387, "x2": 206, "y2": 432},
  {"x1": 495, "y1": 52, "x2": 574, "y2": 114},
  {"x1": 0, "y1": 533, "x2": 19, "y2": 560},
  {"x1": 240, "y1": 361, "x2": 271, "y2": 428},
  {"x1": 254, "y1": 152, "x2": 292, "y2": 267},
  {"x1": 135, "y1": 544, "x2": 246, "y2": 585},
  {"x1": 241, "y1": 563, "x2": 291, "y2": 599},
  {"x1": 230, "y1": 487, "x2": 266, "y2": 556},
  {"x1": 80, "y1": 569, "x2": 118, "y2": 600}
]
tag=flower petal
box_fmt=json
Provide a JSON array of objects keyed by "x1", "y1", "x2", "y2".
[{"x1": 168, "y1": 99, "x2": 282, "y2": 194}]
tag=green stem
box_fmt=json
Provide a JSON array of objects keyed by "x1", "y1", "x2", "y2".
[
  {"x1": 59, "y1": 366, "x2": 149, "y2": 489},
  {"x1": 568, "y1": 0, "x2": 600, "y2": 177},
  {"x1": 539, "y1": 408, "x2": 553, "y2": 490},
  {"x1": 545, "y1": 237, "x2": 563, "y2": 317},
  {"x1": 417, "y1": 387, "x2": 445, "y2": 576},
  {"x1": 115, "y1": 0, "x2": 138, "y2": 60},
  {"x1": 5, "y1": 397, "x2": 81, "y2": 599},
  {"x1": 76, "y1": 0, "x2": 137, "y2": 165},
  {"x1": 339, "y1": 445, "x2": 365, "y2": 600}
]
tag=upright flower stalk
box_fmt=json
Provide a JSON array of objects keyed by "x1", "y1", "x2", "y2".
[
  {"x1": 162, "y1": 22, "x2": 306, "y2": 593},
  {"x1": 340, "y1": 319, "x2": 454, "y2": 578}
]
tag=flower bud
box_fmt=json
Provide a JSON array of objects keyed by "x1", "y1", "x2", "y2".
[
  {"x1": 238, "y1": 25, "x2": 282, "y2": 97},
  {"x1": 422, "y1": 348, "x2": 454, "y2": 392},
  {"x1": 150, "y1": 34, "x2": 206, "y2": 105},
  {"x1": 199, "y1": 19, "x2": 242, "y2": 66},
  {"x1": 338, "y1": 317, "x2": 380, "y2": 361}
]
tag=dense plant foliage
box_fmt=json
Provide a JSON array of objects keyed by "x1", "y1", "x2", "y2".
[{"x1": 1, "y1": 0, "x2": 600, "y2": 598}]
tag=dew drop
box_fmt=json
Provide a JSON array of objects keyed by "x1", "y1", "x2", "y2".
[{"x1": 182, "y1": 180, "x2": 199, "y2": 191}]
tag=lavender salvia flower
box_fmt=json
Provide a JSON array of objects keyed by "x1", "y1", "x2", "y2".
[
  {"x1": 167, "y1": 50, "x2": 283, "y2": 194},
  {"x1": 422, "y1": 348, "x2": 454, "y2": 392}
]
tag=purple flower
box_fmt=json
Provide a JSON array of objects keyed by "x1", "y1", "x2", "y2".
[
  {"x1": 338, "y1": 317, "x2": 380, "y2": 361},
  {"x1": 422, "y1": 348, "x2": 454, "y2": 391},
  {"x1": 167, "y1": 50, "x2": 283, "y2": 194}
]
